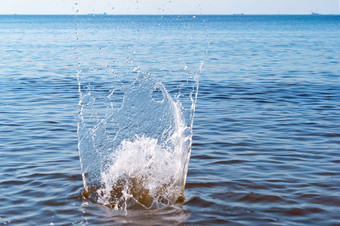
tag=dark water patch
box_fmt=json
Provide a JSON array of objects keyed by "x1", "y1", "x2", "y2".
[
  {"x1": 0, "y1": 180, "x2": 28, "y2": 186},
  {"x1": 283, "y1": 208, "x2": 309, "y2": 217},
  {"x1": 237, "y1": 192, "x2": 283, "y2": 203},
  {"x1": 213, "y1": 160, "x2": 250, "y2": 165},
  {"x1": 185, "y1": 196, "x2": 215, "y2": 208},
  {"x1": 322, "y1": 133, "x2": 340, "y2": 138},
  {"x1": 193, "y1": 154, "x2": 219, "y2": 160},
  {"x1": 185, "y1": 181, "x2": 235, "y2": 190}
]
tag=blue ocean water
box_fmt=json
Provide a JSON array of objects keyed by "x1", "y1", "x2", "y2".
[{"x1": 1, "y1": 15, "x2": 340, "y2": 225}]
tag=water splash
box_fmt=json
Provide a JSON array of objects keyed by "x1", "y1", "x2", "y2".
[
  {"x1": 77, "y1": 73, "x2": 193, "y2": 209},
  {"x1": 75, "y1": 14, "x2": 206, "y2": 211}
]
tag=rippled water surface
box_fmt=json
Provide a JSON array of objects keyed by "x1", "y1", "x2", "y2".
[{"x1": 1, "y1": 15, "x2": 340, "y2": 225}]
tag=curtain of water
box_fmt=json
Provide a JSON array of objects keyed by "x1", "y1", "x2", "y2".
[{"x1": 74, "y1": 4, "x2": 207, "y2": 210}]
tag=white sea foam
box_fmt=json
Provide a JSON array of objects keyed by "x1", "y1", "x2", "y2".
[{"x1": 97, "y1": 135, "x2": 185, "y2": 210}]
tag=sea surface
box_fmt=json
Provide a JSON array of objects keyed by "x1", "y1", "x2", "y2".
[{"x1": 1, "y1": 15, "x2": 340, "y2": 225}]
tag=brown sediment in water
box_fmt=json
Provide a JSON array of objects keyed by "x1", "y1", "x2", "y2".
[{"x1": 83, "y1": 176, "x2": 185, "y2": 209}]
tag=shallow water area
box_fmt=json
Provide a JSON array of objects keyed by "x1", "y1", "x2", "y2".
[{"x1": 78, "y1": 201, "x2": 190, "y2": 225}]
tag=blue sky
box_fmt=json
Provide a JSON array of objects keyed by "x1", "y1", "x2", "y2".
[{"x1": 1, "y1": 0, "x2": 339, "y2": 15}]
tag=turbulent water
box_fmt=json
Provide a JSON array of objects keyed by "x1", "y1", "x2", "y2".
[
  {"x1": 77, "y1": 74, "x2": 194, "y2": 210},
  {"x1": 1, "y1": 15, "x2": 340, "y2": 225},
  {"x1": 75, "y1": 15, "x2": 204, "y2": 210}
]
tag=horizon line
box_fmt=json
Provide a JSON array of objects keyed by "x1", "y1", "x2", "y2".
[{"x1": 1, "y1": 13, "x2": 340, "y2": 16}]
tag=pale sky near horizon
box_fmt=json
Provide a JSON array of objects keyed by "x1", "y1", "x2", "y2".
[{"x1": 1, "y1": 0, "x2": 339, "y2": 15}]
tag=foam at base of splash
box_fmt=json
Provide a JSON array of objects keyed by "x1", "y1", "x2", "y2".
[{"x1": 97, "y1": 135, "x2": 185, "y2": 210}]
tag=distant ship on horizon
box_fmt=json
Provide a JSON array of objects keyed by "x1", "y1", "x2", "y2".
[{"x1": 311, "y1": 11, "x2": 321, "y2": 15}]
